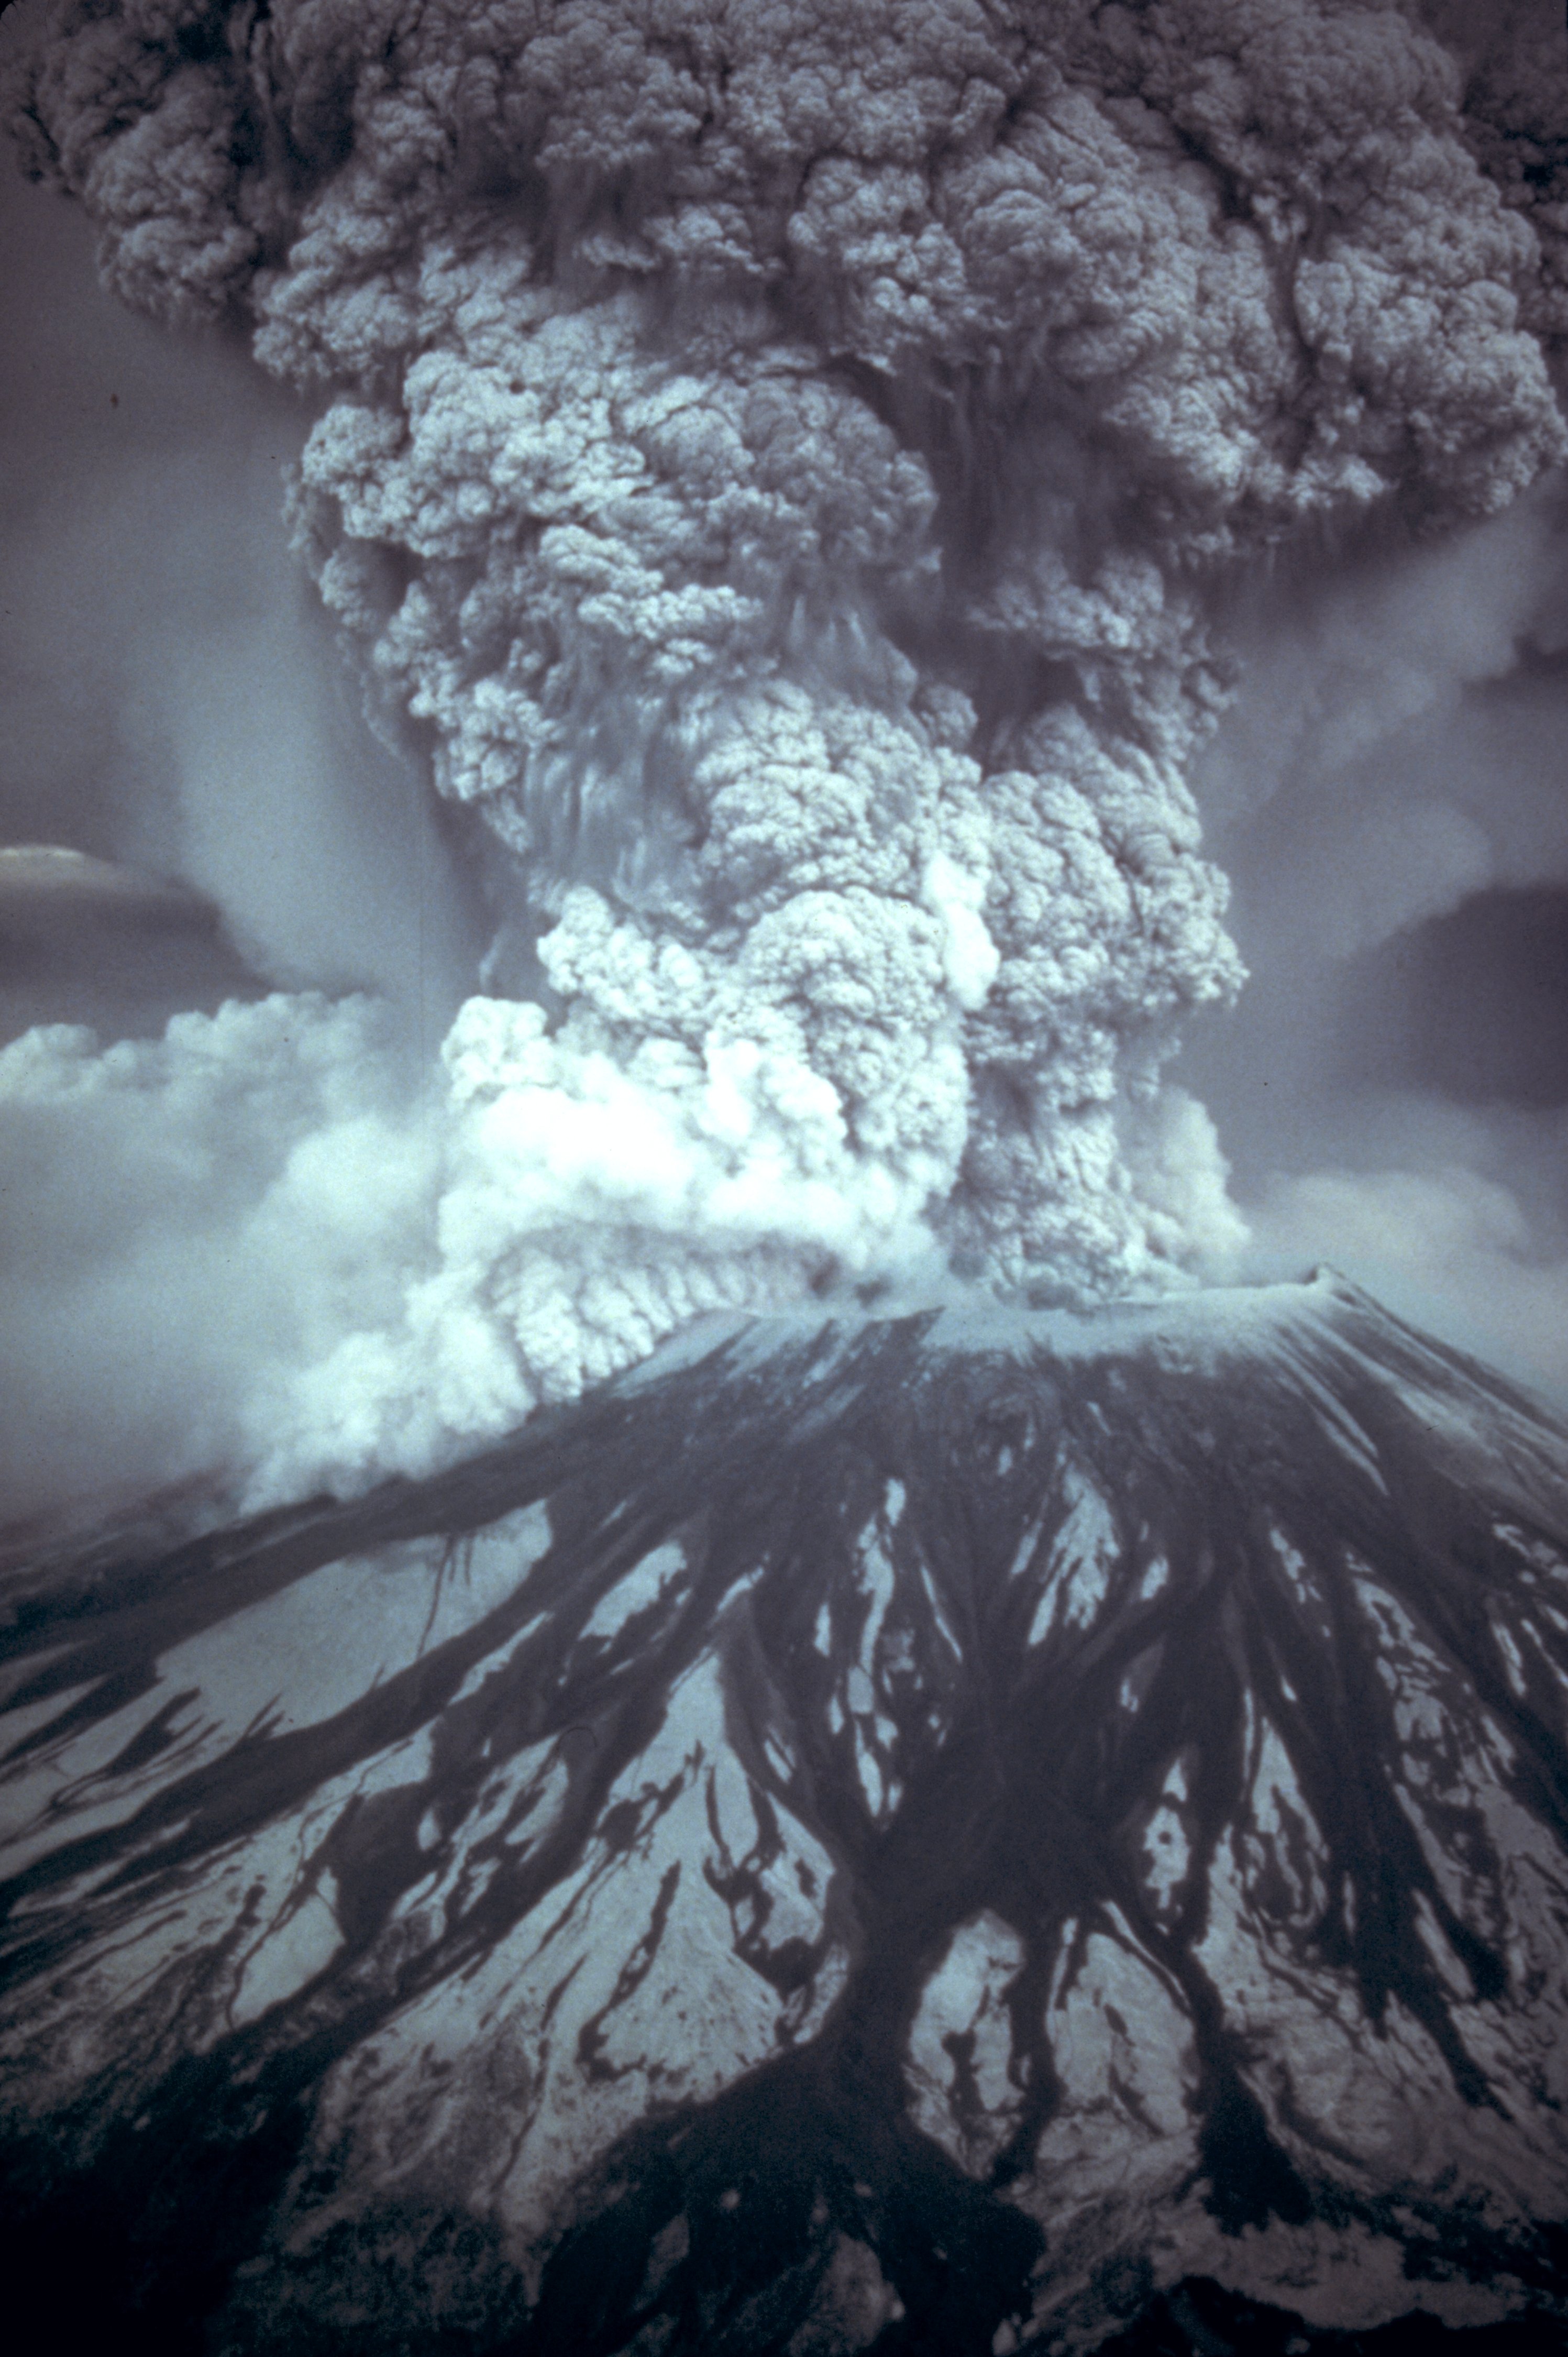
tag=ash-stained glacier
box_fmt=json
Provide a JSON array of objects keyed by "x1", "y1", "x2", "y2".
[{"x1": 3, "y1": 1272, "x2": 1568, "y2": 2351}]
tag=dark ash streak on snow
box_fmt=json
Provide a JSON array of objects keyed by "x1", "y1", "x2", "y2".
[{"x1": 2, "y1": 1276, "x2": 1568, "y2": 2350}]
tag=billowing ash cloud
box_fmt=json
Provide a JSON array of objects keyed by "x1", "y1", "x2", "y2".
[{"x1": 3, "y1": 0, "x2": 1564, "y2": 1503}]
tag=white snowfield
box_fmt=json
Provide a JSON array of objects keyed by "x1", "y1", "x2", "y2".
[{"x1": 2, "y1": 1274, "x2": 1567, "y2": 2351}]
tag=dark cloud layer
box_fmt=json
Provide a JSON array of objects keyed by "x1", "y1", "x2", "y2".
[{"x1": 1349, "y1": 886, "x2": 1568, "y2": 1109}]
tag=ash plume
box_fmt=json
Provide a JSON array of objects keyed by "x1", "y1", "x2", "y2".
[{"x1": 3, "y1": 0, "x2": 1565, "y2": 1504}]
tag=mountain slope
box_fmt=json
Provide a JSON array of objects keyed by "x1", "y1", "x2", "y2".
[{"x1": 2, "y1": 1272, "x2": 1567, "y2": 2354}]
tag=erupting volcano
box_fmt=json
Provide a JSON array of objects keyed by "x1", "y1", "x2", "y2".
[{"x1": 4, "y1": 0, "x2": 1568, "y2": 2347}]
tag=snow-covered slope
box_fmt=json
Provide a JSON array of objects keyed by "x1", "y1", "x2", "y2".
[{"x1": 3, "y1": 1271, "x2": 1567, "y2": 2353}]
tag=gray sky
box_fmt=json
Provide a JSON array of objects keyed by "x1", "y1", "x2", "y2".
[
  {"x1": 1181, "y1": 491, "x2": 1568, "y2": 1397},
  {"x1": 0, "y1": 161, "x2": 484, "y2": 1051}
]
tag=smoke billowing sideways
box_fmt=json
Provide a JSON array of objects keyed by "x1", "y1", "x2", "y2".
[{"x1": 2, "y1": 0, "x2": 1566, "y2": 1515}]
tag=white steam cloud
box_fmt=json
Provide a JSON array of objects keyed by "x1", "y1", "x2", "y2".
[{"x1": 2, "y1": 0, "x2": 1566, "y2": 1510}]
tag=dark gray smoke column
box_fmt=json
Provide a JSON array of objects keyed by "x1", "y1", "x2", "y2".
[{"x1": 5, "y1": 0, "x2": 1566, "y2": 1508}]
